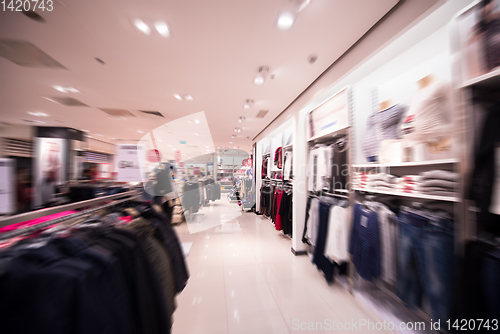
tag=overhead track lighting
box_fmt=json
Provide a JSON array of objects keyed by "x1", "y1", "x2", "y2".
[
  {"x1": 133, "y1": 19, "x2": 151, "y2": 35},
  {"x1": 154, "y1": 21, "x2": 170, "y2": 37},
  {"x1": 254, "y1": 66, "x2": 269, "y2": 85},
  {"x1": 243, "y1": 99, "x2": 254, "y2": 109},
  {"x1": 277, "y1": 12, "x2": 295, "y2": 30}
]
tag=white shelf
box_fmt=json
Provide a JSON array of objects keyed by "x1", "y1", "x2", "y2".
[
  {"x1": 353, "y1": 187, "x2": 460, "y2": 202},
  {"x1": 461, "y1": 68, "x2": 500, "y2": 89},
  {"x1": 352, "y1": 159, "x2": 458, "y2": 169}
]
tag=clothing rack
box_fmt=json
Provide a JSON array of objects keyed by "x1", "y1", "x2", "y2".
[{"x1": 0, "y1": 190, "x2": 140, "y2": 240}]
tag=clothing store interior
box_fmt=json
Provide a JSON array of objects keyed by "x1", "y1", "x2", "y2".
[{"x1": 1, "y1": 0, "x2": 499, "y2": 333}]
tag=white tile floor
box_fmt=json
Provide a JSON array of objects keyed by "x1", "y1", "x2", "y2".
[{"x1": 172, "y1": 198, "x2": 395, "y2": 334}]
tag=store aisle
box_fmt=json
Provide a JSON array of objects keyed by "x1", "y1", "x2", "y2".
[{"x1": 172, "y1": 198, "x2": 394, "y2": 334}]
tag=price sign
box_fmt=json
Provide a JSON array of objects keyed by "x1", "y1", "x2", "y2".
[
  {"x1": 147, "y1": 149, "x2": 162, "y2": 163},
  {"x1": 115, "y1": 144, "x2": 144, "y2": 182},
  {"x1": 0, "y1": 159, "x2": 15, "y2": 214}
]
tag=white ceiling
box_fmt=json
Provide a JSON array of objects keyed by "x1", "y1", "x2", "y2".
[{"x1": 0, "y1": 0, "x2": 398, "y2": 152}]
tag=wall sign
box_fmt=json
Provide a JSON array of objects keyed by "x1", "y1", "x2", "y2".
[
  {"x1": 308, "y1": 87, "x2": 349, "y2": 140},
  {"x1": 115, "y1": 144, "x2": 144, "y2": 182},
  {"x1": 0, "y1": 159, "x2": 15, "y2": 214},
  {"x1": 147, "y1": 149, "x2": 162, "y2": 163},
  {"x1": 34, "y1": 137, "x2": 66, "y2": 207}
]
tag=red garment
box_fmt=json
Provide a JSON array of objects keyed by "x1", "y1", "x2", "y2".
[
  {"x1": 0, "y1": 210, "x2": 78, "y2": 234},
  {"x1": 275, "y1": 190, "x2": 284, "y2": 231}
]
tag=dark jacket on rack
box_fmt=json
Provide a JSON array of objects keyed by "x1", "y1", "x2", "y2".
[
  {"x1": 0, "y1": 225, "x2": 170, "y2": 334},
  {"x1": 122, "y1": 217, "x2": 177, "y2": 328},
  {"x1": 132, "y1": 202, "x2": 190, "y2": 293},
  {"x1": 469, "y1": 102, "x2": 500, "y2": 235}
]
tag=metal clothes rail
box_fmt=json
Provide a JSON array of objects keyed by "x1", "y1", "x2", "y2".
[{"x1": 0, "y1": 190, "x2": 140, "y2": 238}]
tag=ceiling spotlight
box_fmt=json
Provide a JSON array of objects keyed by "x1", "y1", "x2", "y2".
[
  {"x1": 194, "y1": 119, "x2": 200, "y2": 124},
  {"x1": 137, "y1": 130, "x2": 144, "y2": 133},
  {"x1": 243, "y1": 99, "x2": 254, "y2": 109},
  {"x1": 27, "y1": 111, "x2": 49, "y2": 117},
  {"x1": 234, "y1": 127, "x2": 241, "y2": 133},
  {"x1": 65, "y1": 87, "x2": 80, "y2": 93},
  {"x1": 231, "y1": 135, "x2": 236, "y2": 138},
  {"x1": 133, "y1": 19, "x2": 151, "y2": 35},
  {"x1": 154, "y1": 21, "x2": 170, "y2": 37},
  {"x1": 184, "y1": 94, "x2": 193, "y2": 101},
  {"x1": 254, "y1": 66, "x2": 269, "y2": 85},
  {"x1": 229, "y1": 141, "x2": 233, "y2": 144},
  {"x1": 277, "y1": 12, "x2": 295, "y2": 30},
  {"x1": 173, "y1": 94, "x2": 182, "y2": 100},
  {"x1": 238, "y1": 116, "x2": 246, "y2": 123},
  {"x1": 52, "y1": 85, "x2": 67, "y2": 93}
]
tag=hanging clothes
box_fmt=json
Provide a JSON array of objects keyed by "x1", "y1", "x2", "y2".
[
  {"x1": 279, "y1": 189, "x2": 293, "y2": 236},
  {"x1": 283, "y1": 151, "x2": 293, "y2": 181},
  {"x1": 0, "y1": 199, "x2": 189, "y2": 334}
]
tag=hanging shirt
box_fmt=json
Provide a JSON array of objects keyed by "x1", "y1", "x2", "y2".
[
  {"x1": 407, "y1": 80, "x2": 451, "y2": 143},
  {"x1": 325, "y1": 203, "x2": 349, "y2": 263},
  {"x1": 283, "y1": 151, "x2": 293, "y2": 181},
  {"x1": 306, "y1": 197, "x2": 320, "y2": 246},
  {"x1": 362, "y1": 104, "x2": 407, "y2": 159},
  {"x1": 308, "y1": 146, "x2": 331, "y2": 192}
]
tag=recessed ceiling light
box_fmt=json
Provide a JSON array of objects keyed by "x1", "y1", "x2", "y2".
[
  {"x1": 254, "y1": 66, "x2": 269, "y2": 85},
  {"x1": 134, "y1": 19, "x2": 151, "y2": 35},
  {"x1": 254, "y1": 76, "x2": 264, "y2": 85},
  {"x1": 52, "y1": 85, "x2": 67, "y2": 93},
  {"x1": 137, "y1": 130, "x2": 144, "y2": 133},
  {"x1": 243, "y1": 99, "x2": 254, "y2": 109},
  {"x1": 154, "y1": 21, "x2": 170, "y2": 37},
  {"x1": 111, "y1": 137, "x2": 116, "y2": 140},
  {"x1": 27, "y1": 111, "x2": 49, "y2": 117},
  {"x1": 194, "y1": 133, "x2": 199, "y2": 136},
  {"x1": 277, "y1": 12, "x2": 295, "y2": 30},
  {"x1": 173, "y1": 94, "x2": 182, "y2": 100},
  {"x1": 194, "y1": 119, "x2": 200, "y2": 124},
  {"x1": 66, "y1": 87, "x2": 80, "y2": 93},
  {"x1": 184, "y1": 94, "x2": 193, "y2": 101},
  {"x1": 229, "y1": 141, "x2": 233, "y2": 144},
  {"x1": 234, "y1": 127, "x2": 241, "y2": 133}
]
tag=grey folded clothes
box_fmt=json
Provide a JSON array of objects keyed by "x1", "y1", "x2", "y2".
[
  {"x1": 368, "y1": 180, "x2": 396, "y2": 189},
  {"x1": 420, "y1": 170, "x2": 459, "y2": 182},
  {"x1": 400, "y1": 189, "x2": 458, "y2": 198},
  {"x1": 418, "y1": 179, "x2": 457, "y2": 189},
  {"x1": 399, "y1": 185, "x2": 458, "y2": 197},
  {"x1": 367, "y1": 173, "x2": 397, "y2": 183}
]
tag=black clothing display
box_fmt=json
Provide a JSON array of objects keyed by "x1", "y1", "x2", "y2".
[
  {"x1": 469, "y1": 102, "x2": 500, "y2": 235},
  {"x1": 279, "y1": 190, "x2": 293, "y2": 236},
  {"x1": 0, "y1": 200, "x2": 189, "y2": 334}
]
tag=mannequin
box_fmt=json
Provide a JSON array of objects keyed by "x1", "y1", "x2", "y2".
[
  {"x1": 417, "y1": 73, "x2": 436, "y2": 90},
  {"x1": 379, "y1": 99, "x2": 394, "y2": 111}
]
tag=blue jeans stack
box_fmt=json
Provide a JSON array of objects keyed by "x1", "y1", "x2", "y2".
[{"x1": 397, "y1": 207, "x2": 454, "y2": 324}]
